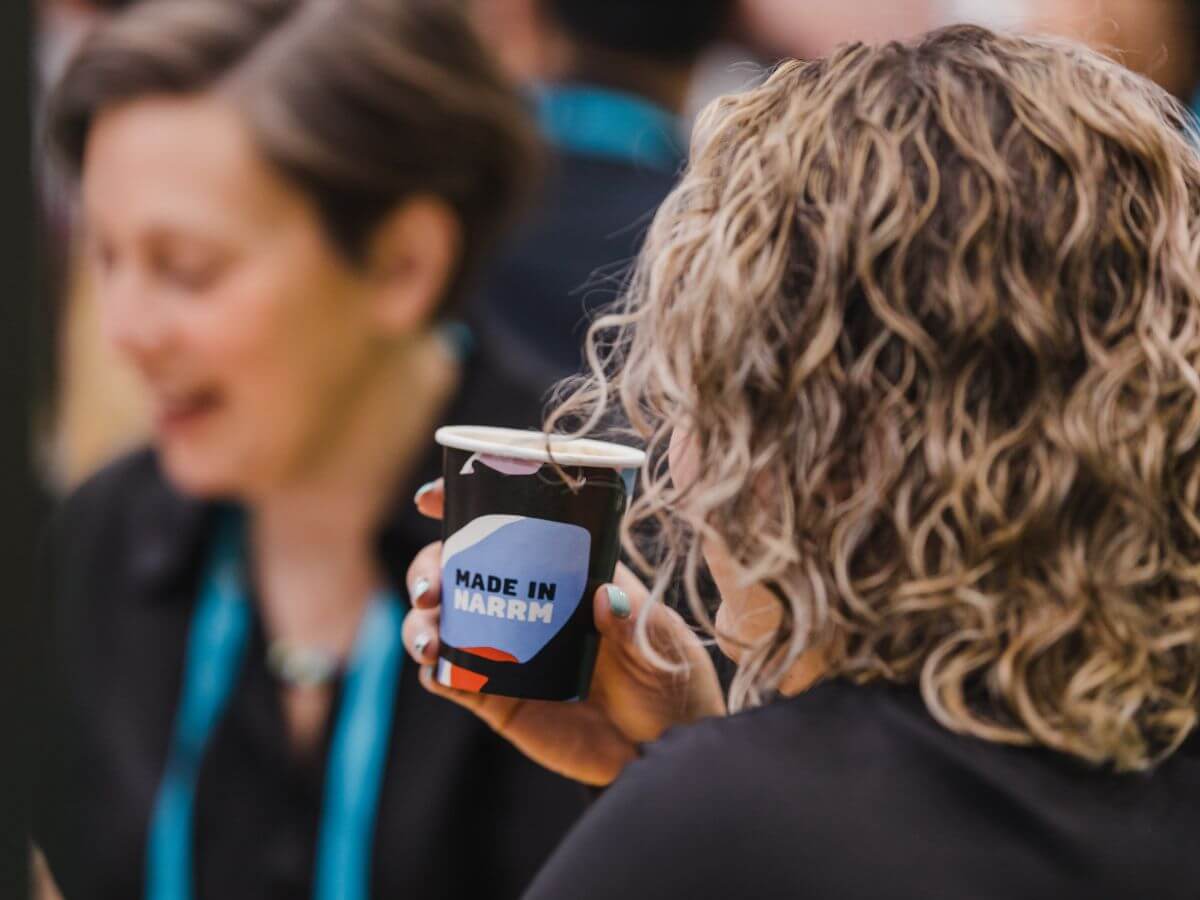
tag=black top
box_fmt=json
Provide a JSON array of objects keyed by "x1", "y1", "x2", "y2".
[
  {"x1": 469, "y1": 149, "x2": 677, "y2": 398},
  {"x1": 525, "y1": 680, "x2": 1200, "y2": 900},
  {"x1": 33, "y1": 353, "x2": 588, "y2": 899}
]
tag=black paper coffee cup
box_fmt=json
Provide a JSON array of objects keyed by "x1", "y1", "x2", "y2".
[{"x1": 433, "y1": 426, "x2": 645, "y2": 701}]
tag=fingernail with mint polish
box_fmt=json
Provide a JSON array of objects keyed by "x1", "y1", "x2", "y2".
[
  {"x1": 411, "y1": 576, "x2": 431, "y2": 602},
  {"x1": 413, "y1": 480, "x2": 438, "y2": 505},
  {"x1": 413, "y1": 632, "x2": 433, "y2": 659},
  {"x1": 607, "y1": 585, "x2": 631, "y2": 619}
]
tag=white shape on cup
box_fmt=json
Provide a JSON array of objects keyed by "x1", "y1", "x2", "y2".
[{"x1": 443, "y1": 514, "x2": 523, "y2": 558}]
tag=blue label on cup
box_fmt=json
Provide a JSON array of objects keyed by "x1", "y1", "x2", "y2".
[{"x1": 440, "y1": 515, "x2": 592, "y2": 663}]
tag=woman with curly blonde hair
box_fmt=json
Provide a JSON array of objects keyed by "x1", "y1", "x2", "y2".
[{"x1": 403, "y1": 24, "x2": 1200, "y2": 898}]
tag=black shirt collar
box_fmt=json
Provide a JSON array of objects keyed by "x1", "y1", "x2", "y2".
[{"x1": 127, "y1": 451, "x2": 440, "y2": 604}]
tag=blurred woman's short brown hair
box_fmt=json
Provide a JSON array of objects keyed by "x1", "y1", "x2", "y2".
[
  {"x1": 556, "y1": 24, "x2": 1200, "y2": 770},
  {"x1": 48, "y1": 0, "x2": 538, "y2": 304}
]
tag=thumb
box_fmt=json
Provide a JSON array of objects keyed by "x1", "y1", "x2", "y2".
[
  {"x1": 594, "y1": 582, "x2": 636, "y2": 638},
  {"x1": 592, "y1": 562, "x2": 651, "y2": 639},
  {"x1": 593, "y1": 571, "x2": 707, "y2": 675}
]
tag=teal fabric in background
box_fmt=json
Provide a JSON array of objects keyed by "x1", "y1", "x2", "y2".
[{"x1": 534, "y1": 84, "x2": 684, "y2": 173}]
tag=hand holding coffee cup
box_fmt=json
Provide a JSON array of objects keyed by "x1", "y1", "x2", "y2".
[{"x1": 401, "y1": 427, "x2": 724, "y2": 787}]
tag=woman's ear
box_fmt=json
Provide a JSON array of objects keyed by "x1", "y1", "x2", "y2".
[{"x1": 366, "y1": 195, "x2": 461, "y2": 336}]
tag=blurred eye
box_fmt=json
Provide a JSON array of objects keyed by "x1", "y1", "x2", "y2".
[
  {"x1": 153, "y1": 247, "x2": 229, "y2": 294},
  {"x1": 163, "y1": 260, "x2": 221, "y2": 292}
]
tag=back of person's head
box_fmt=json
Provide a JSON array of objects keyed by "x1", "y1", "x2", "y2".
[
  {"x1": 544, "y1": 0, "x2": 734, "y2": 63},
  {"x1": 558, "y1": 25, "x2": 1200, "y2": 771},
  {"x1": 48, "y1": 0, "x2": 538, "y2": 304}
]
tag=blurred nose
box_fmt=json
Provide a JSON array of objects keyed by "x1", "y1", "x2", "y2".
[{"x1": 98, "y1": 265, "x2": 172, "y2": 370}]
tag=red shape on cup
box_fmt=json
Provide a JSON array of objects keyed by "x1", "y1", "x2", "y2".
[{"x1": 463, "y1": 646, "x2": 519, "y2": 663}]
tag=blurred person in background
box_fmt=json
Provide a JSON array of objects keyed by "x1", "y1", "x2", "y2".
[
  {"x1": 461, "y1": 0, "x2": 571, "y2": 85},
  {"x1": 737, "y1": 0, "x2": 937, "y2": 58},
  {"x1": 1031, "y1": 0, "x2": 1200, "y2": 102},
  {"x1": 402, "y1": 26, "x2": 1200, "y2": 898},
  {"x1": 465, "y1": 0, "x2": 735, "y2": 403},
  {"x1": 34, "y1": 0, "x2": 587, "y2": 897},
  {"x1": 698, "y1": 0, "x2": 1200, "y2": 116},
  {"x1": 685, "y1": 0, "x2": 940, "y2": 117},
  {"x1": 948, "y1": 0, "x2": 1200, "y2": 106}
]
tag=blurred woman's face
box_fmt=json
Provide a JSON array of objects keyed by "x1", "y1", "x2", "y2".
[{"x1": 82, "y1": 94, "x2": 385, "y2": 498}]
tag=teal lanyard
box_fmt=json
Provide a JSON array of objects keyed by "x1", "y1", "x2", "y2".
[
  {"x1": 145, "y1": 509, "x2": 406, "y2": 900},
  {"x1": 534, "y1": 83, "x2": 685, "y2": 174}
]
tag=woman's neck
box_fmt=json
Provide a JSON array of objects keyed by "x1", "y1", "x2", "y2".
[
  {"x1": 779, "y1": 649, "x2": 828, "y2": 697},
  {"x1": 248, "y1": 331, "x2": 459, "y2": 655}
]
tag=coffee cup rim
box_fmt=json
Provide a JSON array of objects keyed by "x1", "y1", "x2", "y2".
[{"x1": 435, "y1": 425, "x2": 646, "y2": 469}]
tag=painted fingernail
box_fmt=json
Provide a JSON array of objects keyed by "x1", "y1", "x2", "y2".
[
  {"x1": 413, "y1": 481, "x2": 438, "y2": 505},
  {"x1": 413, "y1": 632, "x2": 433, "y2": 658},
  {"x1": 411, "y1": 576, "x2": 431, "y2": 602},
  {"x1": 607, "y1": 585, "x2": 631, "y2": 619}
]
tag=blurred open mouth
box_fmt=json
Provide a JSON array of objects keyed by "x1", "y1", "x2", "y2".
[{"x1": 155, "y1": 387, "x2": 223, "y2": 436}]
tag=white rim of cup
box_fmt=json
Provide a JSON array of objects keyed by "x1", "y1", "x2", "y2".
[{"x1": 435, "y1": 425, "x2": 646, "y2": 470}]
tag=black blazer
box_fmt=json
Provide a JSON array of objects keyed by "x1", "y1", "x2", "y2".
[{"x1": 33, "y1": 448, "x2": 587, "y2": 899}]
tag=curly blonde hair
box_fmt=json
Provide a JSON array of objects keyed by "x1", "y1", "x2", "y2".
[{"x1": 549, "y1": 25, "x2": 1200, "y2": 771}]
